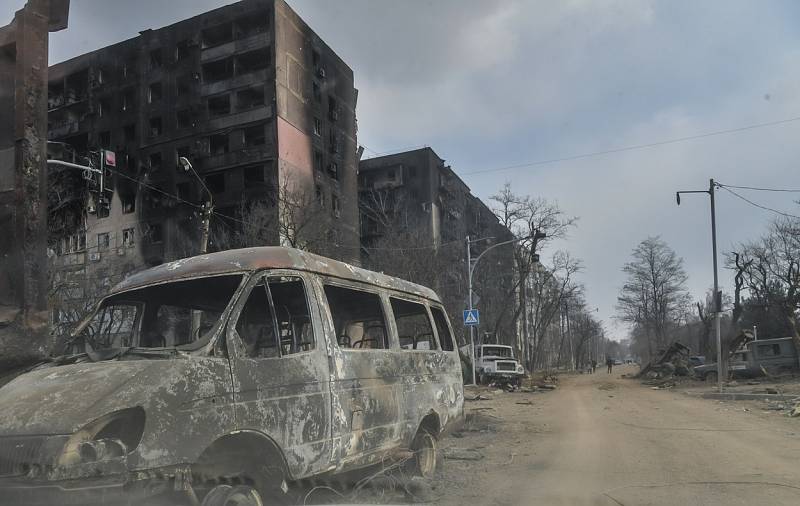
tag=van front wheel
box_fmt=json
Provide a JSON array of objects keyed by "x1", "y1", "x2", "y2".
[{"x1": 201, "y1": 485, "x2": 264, "y2": 506}]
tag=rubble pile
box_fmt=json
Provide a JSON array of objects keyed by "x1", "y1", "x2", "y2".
[{"x1": 635, "y1": 342, "x2": 692, "y2": 382}]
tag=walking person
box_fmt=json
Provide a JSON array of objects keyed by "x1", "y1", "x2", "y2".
[
  {"x1": 606, "y1": 357, "x2": 614, "y2": 374},
  {"x1": 591, "y1": 359, "x2": 598, "y2": 374}
]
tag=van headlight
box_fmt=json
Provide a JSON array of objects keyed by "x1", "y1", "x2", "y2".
[
  {"x1": 516, "y1": 365, "x2": 524, "y2": 373},
  {"x1": 58, "y1": 407, "x2": 145, "y2": 467}
]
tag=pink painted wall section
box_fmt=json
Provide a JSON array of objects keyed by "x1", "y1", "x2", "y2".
[{"x1": 277, "y1": 116, "x2": 313, "y2": 185}]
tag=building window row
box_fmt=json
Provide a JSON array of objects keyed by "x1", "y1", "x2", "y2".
[
  {"x1": 201, "y1": 48, "x2": 270, "y2": 83},
  {"x1": 201, "y1": 11, "x2": 269, "y2": 49}
]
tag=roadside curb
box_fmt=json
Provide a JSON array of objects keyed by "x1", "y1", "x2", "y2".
[{"x1": 700, "y1": 392, "x2": 789, "y2": 401}]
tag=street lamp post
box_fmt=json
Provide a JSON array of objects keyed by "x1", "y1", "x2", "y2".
[
  {"x1": 466, "y1": 231, "x2": 544, "y2": 385},
  {"x1": 677, "y1": 178, "x2": 723, "y2": 393},
  {"x1": 179, "y1": 157, "x2": 213, "y2": 254}
]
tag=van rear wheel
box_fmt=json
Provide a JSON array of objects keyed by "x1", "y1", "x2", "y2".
[
  {"x1": 201, "y1": 485, "x2": 264, "y2": 506},
  {"x1": 409, "y1": 429, "x2": 438, "y2": 478}
]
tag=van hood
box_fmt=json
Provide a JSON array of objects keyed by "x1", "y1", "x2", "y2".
[{"x1": 0, "y1": 360, "x2": 162, "y2": 435}]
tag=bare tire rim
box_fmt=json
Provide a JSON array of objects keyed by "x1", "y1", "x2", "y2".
[
  {"x1": 202, "y1": 485, "x2": 264, "y2": 506},
  {"x1": 224, "y1": 486, "x2": 264, "y2": 506},
  {"x1": 414, "y1": 432, "x2": 437, "y2": 478}
]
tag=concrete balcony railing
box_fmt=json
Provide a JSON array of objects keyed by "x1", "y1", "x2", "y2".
[{"x1": 201, "y1": 32, "x2": 271, "y2": 63}]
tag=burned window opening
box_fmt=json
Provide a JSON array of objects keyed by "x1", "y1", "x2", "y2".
[
  {"x1": 149, "y1": 48, "x2": 163, "y2": 69},
  {"x1": 312, "y1": 81, "x2": 321, "y2": 103},
  {"x1": 314, "y1": 150, "x2": 323, "y2": 172},
  {"x1": 149, "y1": 152, "x2": 163, "y2": 172},
  {"x1": 176, "y1": 109, "x2": 193, "y2": 129},
  {"x1": 332, "y1": 195, "x2": 341, "y2": 218},
  {"x1": 235, "y1": 12, "x2": 269, "y2": 38},
  {"x1": 97, "y1": 232, "x2": 110, "y2": 251},
  {"x1": 202, "y1": 58, "x2": 234, "y2": 83},
  {"x1": 202, "y1": 22, "x2": 234, "y2": 48},
  {"x1": 243, "y1": 165, "x2": 265, "y2": 184},
  {"x1": 149, "y1": 117, "x2": 163, "y2": 137},
  {"x1": 391, "y1": 297, "x2": 438, "y2": 351},
  {"x1": 235, "y1": 48, "x2": 269, "y2": 75},
  {"x1": 122, "y1": 88, "x2": 136, "y2": 112},
  {"x1": 123, "y1": 123, "x2": 136, "y2": 142},
  {"x1": 147, "y1": 222, "x2": 164, "y2": 244},
  {"x1": 236, "y1": 86, "x2": 265, "y2": 110},
  {"x1": 208, "y1": 94, "x2": 231, "y2": 116},
  {"x1": 122, "y1": 228, "x2": 136, "y2": 247},
  {"x1": 98, "y1": 97, "x2": 111, "y2": 117},
  {"x1": 324, "y1": 285, "x2": 388, "y2": 350},
  {"x1": 313, "y1": 117, "x2": 321, "y2": 136},
  {"x1": 175, "y1": 39, "x2": 193, "y2": 62},
  {"x1": 148, "y1": 82, "x2": 163, "y2": 104},
  {"x1": 243, "y1": 124, "x2": 266, "y2": 147},
  {"x1": 209, "y1": 133, "x2": 229, "y2": 155},
  {"x1": 98, "y1": 131, "x2": 111, "y2": 149}
]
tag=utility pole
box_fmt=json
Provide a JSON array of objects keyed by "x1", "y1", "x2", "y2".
[
  {"x1": 677, "y1": 178, "x2": 724, "y2": 393},
  {"x1": 179, "y1": 157, "x2": 213, "y2": 253}
]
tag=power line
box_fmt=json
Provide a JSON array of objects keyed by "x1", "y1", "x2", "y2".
[
  {"x1": 717, "y1": 185, "x2": 800, "y2": 220},
  {"x1": 715, "y1": 183, "x2": 800, "y2": 193},
  {"x1": 461, "y1": 114, "x2": 800, "y2": 176}
]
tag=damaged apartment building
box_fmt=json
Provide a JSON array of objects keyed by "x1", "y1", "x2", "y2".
[
  {"x1": 46, "y1": 0, "x2": 359, "y2": 333},
  {"x1": 359, "y1": 147, "x2": 517, "y2": 347}
]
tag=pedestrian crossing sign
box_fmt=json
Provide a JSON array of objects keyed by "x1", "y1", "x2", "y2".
[{"x1": 463, "y1": 309, "x2": 480, "y2": 326}]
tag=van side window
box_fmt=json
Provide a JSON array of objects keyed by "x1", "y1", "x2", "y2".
[
  {"x1": 390, "y1": 298, "x2": 437, "y2": 351},
  {"x1": 236, "y1": 281, "x2": 278, "y2": 358},
  {"x1": 430, "y1": 306, "x2": 454, "y2": 351},
  {"x1": 324, "y1": 285, "x2": 388, "y2": 349},
  {"x1": 269, "y1": 276, "x2": 315, "y2": 354}
]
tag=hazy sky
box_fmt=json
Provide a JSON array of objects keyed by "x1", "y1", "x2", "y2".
[{"x1": 5, "y1": 0, "x2": 800, "y2": 338}]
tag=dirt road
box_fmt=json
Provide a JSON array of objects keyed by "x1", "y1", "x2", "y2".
[{"x1": 436, "y1": 365, "x2": 800, "y2": 506}]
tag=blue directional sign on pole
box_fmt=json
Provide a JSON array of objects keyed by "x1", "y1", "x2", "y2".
[{"x1": 463, "y1": 309, "x2": 480, "y2": 326}]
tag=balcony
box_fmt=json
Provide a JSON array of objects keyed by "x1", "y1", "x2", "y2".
[
  {"x1": 201, "y1": 68, "x2": 269, "y2": 97},
  {"x1": 201, "y1": 105, "x2": 273, "y2": 133},
  {"x1": 201, "y1": 32, "x2": 270, "y2": 63},
  {"x1": 198, "y1": 148, "x2": 273, "y2": 173}
]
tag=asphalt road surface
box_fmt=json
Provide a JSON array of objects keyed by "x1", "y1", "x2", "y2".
[{"x1": 438, "y1": 365, "x2": 800, "y2": 506}]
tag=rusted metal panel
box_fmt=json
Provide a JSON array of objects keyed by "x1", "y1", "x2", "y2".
[{"x1": 111, "y1": 246, "x2": 440, "y2": 302}]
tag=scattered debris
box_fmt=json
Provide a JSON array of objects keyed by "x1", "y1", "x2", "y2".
[
  {"x1": 766, "y1": 388, "x2": 779, "y2": 395},
  {"x1": 790, "y1": 405, "x2": 800, "y2": 418},
  {"x1": 515, "y1": 400, "x2": 534, "y2": 405},
  {"x1": 537, "y1": 384, "x2": 557, "y2": 390},
  {"x1": 635, "y1": 341, "x2": 691, "y2": 380},
  {"x1": 444, "y1": 448, "x2": 484, "y2": 461},
  {"x1": 466, "y1": 394, "x2": 493, "y2": 402}
]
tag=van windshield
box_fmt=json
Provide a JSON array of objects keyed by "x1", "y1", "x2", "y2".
[{"x1": 71, "y1": 274, "x2": 244, "y2": 354}]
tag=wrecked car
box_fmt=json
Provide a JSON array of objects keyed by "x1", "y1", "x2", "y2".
[
  {"x1": 474, "y1": 344, "x2": 525, "y2": 386},
  {"x1": 694, "y1": 337, "x2": 799, "y2": 382},
  {"x1": 0, "y1": 247, "x2": 464, "y2": 505}
]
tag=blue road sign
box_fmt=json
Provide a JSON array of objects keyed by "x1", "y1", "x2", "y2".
[{"x1": 463, "y1": 309, "x2": 480, "y2": 326}]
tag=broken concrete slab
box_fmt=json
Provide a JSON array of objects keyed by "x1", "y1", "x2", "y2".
[{"x1": 443, "y1": 448, "x2": 484, "y2": 461}]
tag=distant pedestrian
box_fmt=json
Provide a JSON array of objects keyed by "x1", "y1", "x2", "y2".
[
  {"x1": 606, "y1": 357, "x2": 614, "y2": 374},
  {"x1": 591, "y1": 359, "x2": 597, "y2": 373}
]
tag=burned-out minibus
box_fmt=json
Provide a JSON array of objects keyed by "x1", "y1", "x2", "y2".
[{"x1": 0, "y1": 247, "x2": 464, "y2": 505}]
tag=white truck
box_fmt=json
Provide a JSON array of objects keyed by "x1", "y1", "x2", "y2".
[{"x1": 474, "y1": 344, "x2": 525, "y2": 386}]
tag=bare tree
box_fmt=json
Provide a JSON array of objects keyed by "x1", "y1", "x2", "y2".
[
  {"x1": 616, "y1": 236, "x2": 692, "y2": 360},
  {"x1": 735, "y1": 217, "x2": 800, "y2": 348},
  {"x1": 489, "y1": 183, "x2": 578, "y2": 362}
]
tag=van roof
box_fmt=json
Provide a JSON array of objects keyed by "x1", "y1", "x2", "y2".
[{"x1": 110, "y1": 246, "x2": 440, "y2": 302}]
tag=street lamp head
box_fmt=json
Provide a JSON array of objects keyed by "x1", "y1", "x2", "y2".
[
  {"x1": 676, "y1": 192, "x2": 681, "y2": 206},
  {"x1": 533, "y1": 230, "x2": 547, "y2": 240},
  {"x1": 178, "y1": 156, "x2": 193, "y2": 172}
]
